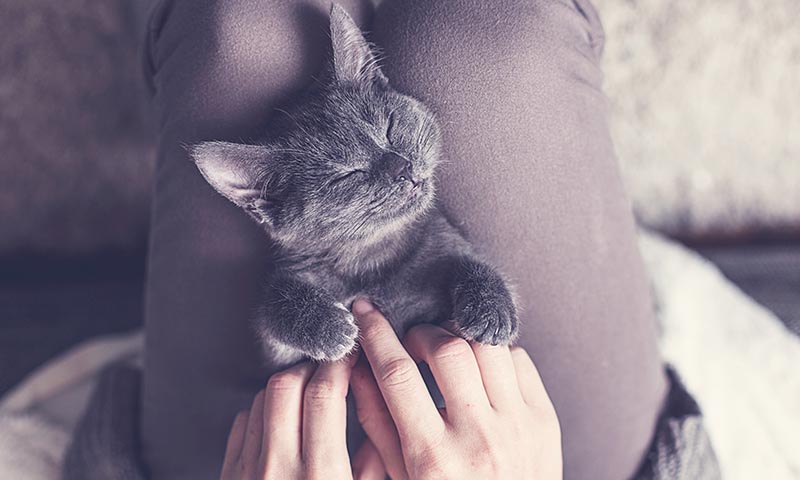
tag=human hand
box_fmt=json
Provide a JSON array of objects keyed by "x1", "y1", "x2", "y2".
[
  {"x1": 220, "y1": 355, "x2": 357, "y2": 480},
  {"x1": 349, "y1": 299, "x2": 562, "y2": 480}
]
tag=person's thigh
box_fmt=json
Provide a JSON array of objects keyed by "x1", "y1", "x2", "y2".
[
  {"x1": 140, "y1": 0, "x2": 371, "y2": 478},
  {"x1": 372, "y1": 1, "x2": 667, "y2": 478}
]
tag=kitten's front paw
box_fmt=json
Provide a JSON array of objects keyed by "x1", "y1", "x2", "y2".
[
  {"x1": 452, "y1": 265, "x2": 518, "y2": 345},
  {"x1": 302, "y1": 302, "x2": 359, "y2": 361}
]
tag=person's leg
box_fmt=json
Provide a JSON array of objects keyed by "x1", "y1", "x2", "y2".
[
  {"x1": 140, "y1": 1, "x2": 371, "y2": 478},
  {"x1": 371, "y1": 1, "x2": 667, "y2": 479}
]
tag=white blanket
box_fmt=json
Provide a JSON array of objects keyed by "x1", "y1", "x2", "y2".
[
  {"x1": 599, "y1": 0, "x2": 800, "y2": 238},
  {"x1": 1, "y1": 232, "x2": 798, "y2": 479}
]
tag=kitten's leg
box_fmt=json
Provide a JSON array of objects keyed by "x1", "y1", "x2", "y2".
[
  {"x1": 448, "y1": 257, "x2": 519, "y2": 345},
  {"x1": 257, "y1": 276, "x2": 358, "y2": 362}
]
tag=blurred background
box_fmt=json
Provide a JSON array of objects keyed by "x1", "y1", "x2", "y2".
[{"x1": 0, "y1": 0, "x2": 797, "y2": 469}]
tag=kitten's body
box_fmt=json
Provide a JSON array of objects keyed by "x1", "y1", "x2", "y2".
[
  {"x1": 266, "y1": 213, "x2": 497, "y2": 363},
  {"x1": 60, "y1": 6, "x2": 518, "y2": 480},
  {"x1": 192, "y1": 5, "x2": 518, "y2": 363}
]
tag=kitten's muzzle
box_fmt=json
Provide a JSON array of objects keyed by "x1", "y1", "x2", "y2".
[{"x1": 382, "y1": 151, "x2": 417, "y2": 186}]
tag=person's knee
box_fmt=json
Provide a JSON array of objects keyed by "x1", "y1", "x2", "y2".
[
  {"x1": 146, "y1": 0, "x2": 372, "y2": 115},
  {"x1": 199, "y1": 0, "x2": 328, "y2": 82},
  {"x1": 146, "y1": 0, "x2": 325, "y2": 86},
  {"x1": 489, "y1": 0, "x2": 605, "y2": 57},
  {"x1": 375, "y1": 0, "x2": 604, "y2": 94}
]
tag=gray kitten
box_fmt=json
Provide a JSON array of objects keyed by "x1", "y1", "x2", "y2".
[{"x1": 191, "y1": 5, "x2": 518, "y2": 364}]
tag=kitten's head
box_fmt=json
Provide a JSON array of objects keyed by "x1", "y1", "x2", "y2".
[{"x1": 190, "y1": 4, "x2": 441, "y2": 254}]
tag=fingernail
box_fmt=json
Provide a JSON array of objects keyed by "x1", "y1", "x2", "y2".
[{"x1": 352, "y1": 298, "x2": 374, "y2": 316}]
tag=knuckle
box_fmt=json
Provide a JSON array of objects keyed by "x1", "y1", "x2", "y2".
[
  {"x1": 476, "y1": 431, "x2": 503, "y2": 462},
  {"x1": 410, "y1": 449, "x2": 448, "y2": 479},
  {"x1": 377, "y1": 357, "x2": 418, "y2": 388},
  {"x1": 358, "y1": 323, "x2": 380, "y2": 344},
  {"x1": 304, "y1": 377, "x2": 341, "y2": 404},
  {"x1": 266, "y1": 370, "x2": 305, "y2": 395},
  {"x1": 431, "y1": 335, "x2": 472, "y2": 362},
  {"x1": 359, "y1": 314, "x2": 389, "y2": 340},
  {"x1": 403, "y1": 426, "x2": 446, "y2": 470}
]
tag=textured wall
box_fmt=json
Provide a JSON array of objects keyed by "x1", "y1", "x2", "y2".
[{"x1": 0, "y1": 0, "x2": 155, "y2": 256}]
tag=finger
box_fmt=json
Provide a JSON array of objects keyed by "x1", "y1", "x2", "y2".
[
  {"x1": 510, "y1": 347, "x2": 552, "y2": 407},
  {"x1": 351, "y1": 438, "x2": 388, "y2": 480},
  {"x1": 470, "y1": 342, "x2": 524, "y2": 410},
  {"x1": 352, "y1": 299, "x2": 444, "y2": 443},
  {"x1": 220, "y1": 410, "x2": 248, "y2": 479},
  {"x1": 262, "y1": 362, "x2": 316, "y2": 463},
  {"x1": 403, "y1": 323, "x2": 490, "y2": 415},
  {"x1": 241, "y1": 389, "x2": 266, "y2": 467},
  {"x1": 350, "y1": 355, "x2": 409, "y2": 480},
  {"x1": 302, "y1": 353, "x2": 358, "y2": 471}
]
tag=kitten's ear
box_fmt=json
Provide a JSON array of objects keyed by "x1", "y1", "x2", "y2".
[
  {"x1": 189, "y1": 141, "x2": 276, "y2": 226},
  {"x1": 329, "y1": 3, "x2": 387, "y2": 85}
]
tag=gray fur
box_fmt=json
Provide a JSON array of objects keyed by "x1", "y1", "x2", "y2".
[{"x1": 191, "y1": 4, "x2": 518, "y2": 362}]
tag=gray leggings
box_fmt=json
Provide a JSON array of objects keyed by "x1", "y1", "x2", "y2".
[{"x1": 141, "y1": 1, "x2": 667, "y2": 478}]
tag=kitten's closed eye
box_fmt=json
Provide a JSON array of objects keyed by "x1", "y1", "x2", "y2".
[
  {"x1": 328, "y1": 169, "x2": 366, "y2": 187},
  {"x1": 385, "y1": 112, "x2": 396, "y2": 145}
]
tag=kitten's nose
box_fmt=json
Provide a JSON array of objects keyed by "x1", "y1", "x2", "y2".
[{"x1": 382, "y1": 152, "x2": 414, "y2": 184}]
